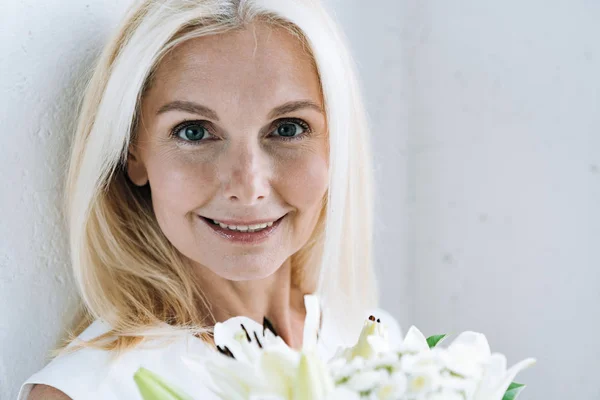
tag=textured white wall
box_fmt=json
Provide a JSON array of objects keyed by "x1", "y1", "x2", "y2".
[
  {"x1": 0, "y1": 1, "x2": 134, "y2": 399},
  {"x1": 2, "y1": 1, "x2": 598, "y2": 400},
  {"x1": 331, "y1": 0, "x2": 600, "y2": 398},
  {"x1": 404, "y1": 1, "x2": 600, "y2": 399}
]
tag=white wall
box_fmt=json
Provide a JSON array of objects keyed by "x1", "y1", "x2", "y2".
[
  {"x1": 1, "y1": 1, "x2": 598, "y2": 399},
  {"x1": 330, "y1": 1, "x2": 600, "y2": 398},
  {"x1": 403, "y1": 1, "x2": 600, "y2": 399},
  {"x1": 0, "y1": 1, "x2": 134, "y2": 398}
]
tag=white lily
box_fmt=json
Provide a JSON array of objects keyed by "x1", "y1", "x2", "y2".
[
  {"x1": 398, "y1": 325, "x2": 430, "y2": 353},
  {"x1": 293, "y1": 350, "x2": 335, "y2": 399},
  {"x1": 183, "y1": 312, "x2": 296, "y2": 399},
  {"x1": 183, "y1": 294, "x2": 327, "y2": 400},
  {"x1": 301, "y1": 294, "x2": 321, "y2": 352},
  {"x1": 442, "y1": 331, "x2": 492, "y2": 379},
  {"x1": 174, "y1": 301, "x2": 536, "y2": 400},
  {"x1": 340, "y1": 315, "x2": 390, "y2": 361},
  {"x1": 291, "y1": 294, "x2": 336, "y2": 398},
  {"x1": 472, "y1": 353, "x2": 536, "y2": 400},
  {"x1": 212, "y1": 315, "x2": 289, "y2": 362}
]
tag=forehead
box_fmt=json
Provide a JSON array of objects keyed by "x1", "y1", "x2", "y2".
[{"x1": 145, "y1": 21, "x2": 322, "y2": 115}]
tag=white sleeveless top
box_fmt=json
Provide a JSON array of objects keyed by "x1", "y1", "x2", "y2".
[{"x1": 18, "y1": 306, "x2": 402, "y2": 400}]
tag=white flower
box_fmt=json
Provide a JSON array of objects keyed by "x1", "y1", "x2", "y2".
[
  {"x1": 400, "y1": 349, "x2": 444, "y2": 374},
  {"x1": 365, "y1": 352, "x2": 401, "y2": 371},
  {"x1": 301, "y1": 294, "x2": 321, "y2": 352},
  {"x1": 373, "y1": 371, "x2": 408, "y2": 400},
  {"x1": 406, "y1": 368, "x2": 441, "y2": 396},
  {"x1": 441, "y1": 331, "x2": 492, "y2": 379},
  {"x1": 258, "y1": 349, "x2": 301, "y2": 397},
  {"x1": 342, "y1": 316, "x2": 390, "y2": 361},
  {"x1": 293, "y1": 350, "x2": 335, "y2": 400},
  {"x1": 428, "y1": 388, "x2": 466, "y2": 400},
  {"x1": 343, "y1": 369, "x2": 387, "y2": 393},
  {"x1": 327, "y1": 387, "x2": 361, "y2": 400},
  {"x1": 189, "y1": 354, "x2": 259, "y2": 399},
  {"x1": 438, "y1": 370, "x2": 478, "y2": 397},
  {"x1": 183, "y1": 294, "x2": 330, "y2": 400},
  {"x1": 397, "y1": 326, "x2": 430, "y2": 353},
  {"x1": 177, "y1": 298, "x2": 535, "y2": 400},
  {"x1": 472, "y1": 353, "x2": 536, "y2": 400},
  {"x1": 329, "y1": 356, "x2": 365, "y2": 381}
]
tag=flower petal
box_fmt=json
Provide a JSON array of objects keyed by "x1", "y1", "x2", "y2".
[
  {"x1": 447, "y1": 331, "x2": 491, "y2": 360},
  {"x1": 472, "y1": 354, "x2": 536, "y2": 400},
  {"x1": 214, "y1": 316, "x2": 264, "y2": 362},
  {"x1": 327, "y1": 387, "x2": 361, "y2": 400},
  {"x1": 302, "y1": 294, "x2": 321, "y2": 352},
  {"x1": 400, "y1": 326, "x2": 430, "y2": 353},
  {"x1": 260, "y1": 350, "x2": 300, "y2": 396},
  {"x1": 344, "y1": 369, "x2": 386, "y2": 392},
  {"x1": 293, "y1": 351, "x2": 334, "y2": 400}
]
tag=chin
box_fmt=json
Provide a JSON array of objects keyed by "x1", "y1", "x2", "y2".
[{"x1": 213, "y1": 258, "x2": 283, "y2": 281}]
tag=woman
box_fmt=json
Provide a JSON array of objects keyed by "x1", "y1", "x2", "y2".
[{"x1": 19, "y1": 0, "x2": 402, "y2": 399}]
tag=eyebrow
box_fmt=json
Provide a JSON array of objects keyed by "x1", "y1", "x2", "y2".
[
  {"x1": 268, "y1": 100, "x2": 324, "y2": 119},
  {"x1": 155, "y1": 100, "x2": 324, "y2": 120},
  {"x1": 156, "y1": 101, "x2": 219, "y2": 120}
]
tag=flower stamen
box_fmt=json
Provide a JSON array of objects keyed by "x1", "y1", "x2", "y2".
[
  {"x1": 240, "y1": 324, "x2": 252, "y2": 342},
  {"x1": 263, "y1": 316, "x2": 279, "y2": 337},
  {"x1": 253, "y1": 332, "x2": 263, "y2": 349}
]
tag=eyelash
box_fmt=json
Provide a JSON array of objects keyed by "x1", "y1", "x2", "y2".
[{"x1": 169, "y1": 118, "x2": 312, "y2": 146}]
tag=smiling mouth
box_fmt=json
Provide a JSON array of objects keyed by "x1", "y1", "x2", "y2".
[
  {"x1": 202, "y1": 217, "x2": 282, "y2": 233},
  {"x1": 197, "y1": 214, "x2": 287, "y2": 243}
]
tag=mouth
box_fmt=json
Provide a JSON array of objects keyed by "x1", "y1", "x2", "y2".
[{"x1": 198, "y1": 214, "x2": 287, "y2": 244}]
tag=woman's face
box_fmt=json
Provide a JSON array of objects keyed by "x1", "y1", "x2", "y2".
[{"x1": 127, "y1": 22, "x2": 329, "y2": 281}]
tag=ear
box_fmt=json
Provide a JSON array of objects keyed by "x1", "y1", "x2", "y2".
[{"x1": 126, "y1": 146, "x2": 149, "y2": 186}]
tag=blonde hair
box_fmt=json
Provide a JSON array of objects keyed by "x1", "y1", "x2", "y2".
[{"x1": 55, "y1": 0, "x2": 378, "y2": 359}]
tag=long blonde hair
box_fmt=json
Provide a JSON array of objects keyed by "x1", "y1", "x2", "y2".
[{"x1": 56, "y1": 0, "x2": 377, "y2": 359}]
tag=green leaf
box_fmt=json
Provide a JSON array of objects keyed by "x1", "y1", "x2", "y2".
[
  {"x1": 502, "y1": 382, "x2": 526, "y2": 400},
  {"x1": 426, "y1": 334, "x2": 448, "y2": 349},
  {"x1": 134, "y1": 367, "x2": 194, "y2": 400}
]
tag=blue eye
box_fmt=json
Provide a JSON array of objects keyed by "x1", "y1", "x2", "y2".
[
  {"x1": 173, "y1": 122, "x2": 210, "y2": 144},
  {"x1": 273, "y1": 119, "x2": 310, "y2": 140}
]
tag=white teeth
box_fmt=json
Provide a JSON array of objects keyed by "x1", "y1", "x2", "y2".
[{"x1": 210, "y1": 219, "x2": 275, "y2": 232}]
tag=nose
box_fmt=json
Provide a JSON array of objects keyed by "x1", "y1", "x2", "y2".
[{"x1": 220, "y1": 141, "x2": 270, "y2": 205}]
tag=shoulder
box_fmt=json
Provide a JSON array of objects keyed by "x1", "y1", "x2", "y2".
[
  {"x1": 27, "y1": 384, "x2": 72, "y2": 400},
  {"x1": 19, "y1": 319, "x2": 217, "y2": 400},
  {"x1": 17, "y1": 319, "x2": 114, "y2": 400}
]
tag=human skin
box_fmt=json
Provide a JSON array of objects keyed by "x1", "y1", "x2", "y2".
[{"x1": 126, "y1": 21, "x2": 329, "y2": 349}]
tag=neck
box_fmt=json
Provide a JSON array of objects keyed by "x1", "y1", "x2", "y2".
[{"x1": 192, "y1": 258, "x2": 308, "y2": 350}]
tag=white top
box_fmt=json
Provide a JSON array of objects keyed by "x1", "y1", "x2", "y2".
[{"x1": 18, "y1": 306, "x2": 402, "y2": 400}]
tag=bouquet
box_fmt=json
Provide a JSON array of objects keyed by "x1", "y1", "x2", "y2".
[{"x1": 134, "y1": 295, "x2": 535, "y2": 399}]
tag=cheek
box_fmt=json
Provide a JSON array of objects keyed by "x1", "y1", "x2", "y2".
[
  {"x1": 146, "y1": 154, "x2": 217, "y2": 219},
  {"x1": 276, "y1": 149, "x2": 328, "y2": 218}
]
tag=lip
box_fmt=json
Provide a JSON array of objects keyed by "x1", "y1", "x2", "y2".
[
  {"x1": 198, "y1": 214, "x2": 287, "y2": 245},
  {"x1": 203, "y1": 217, "x2": 282, "y2": 226}
]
